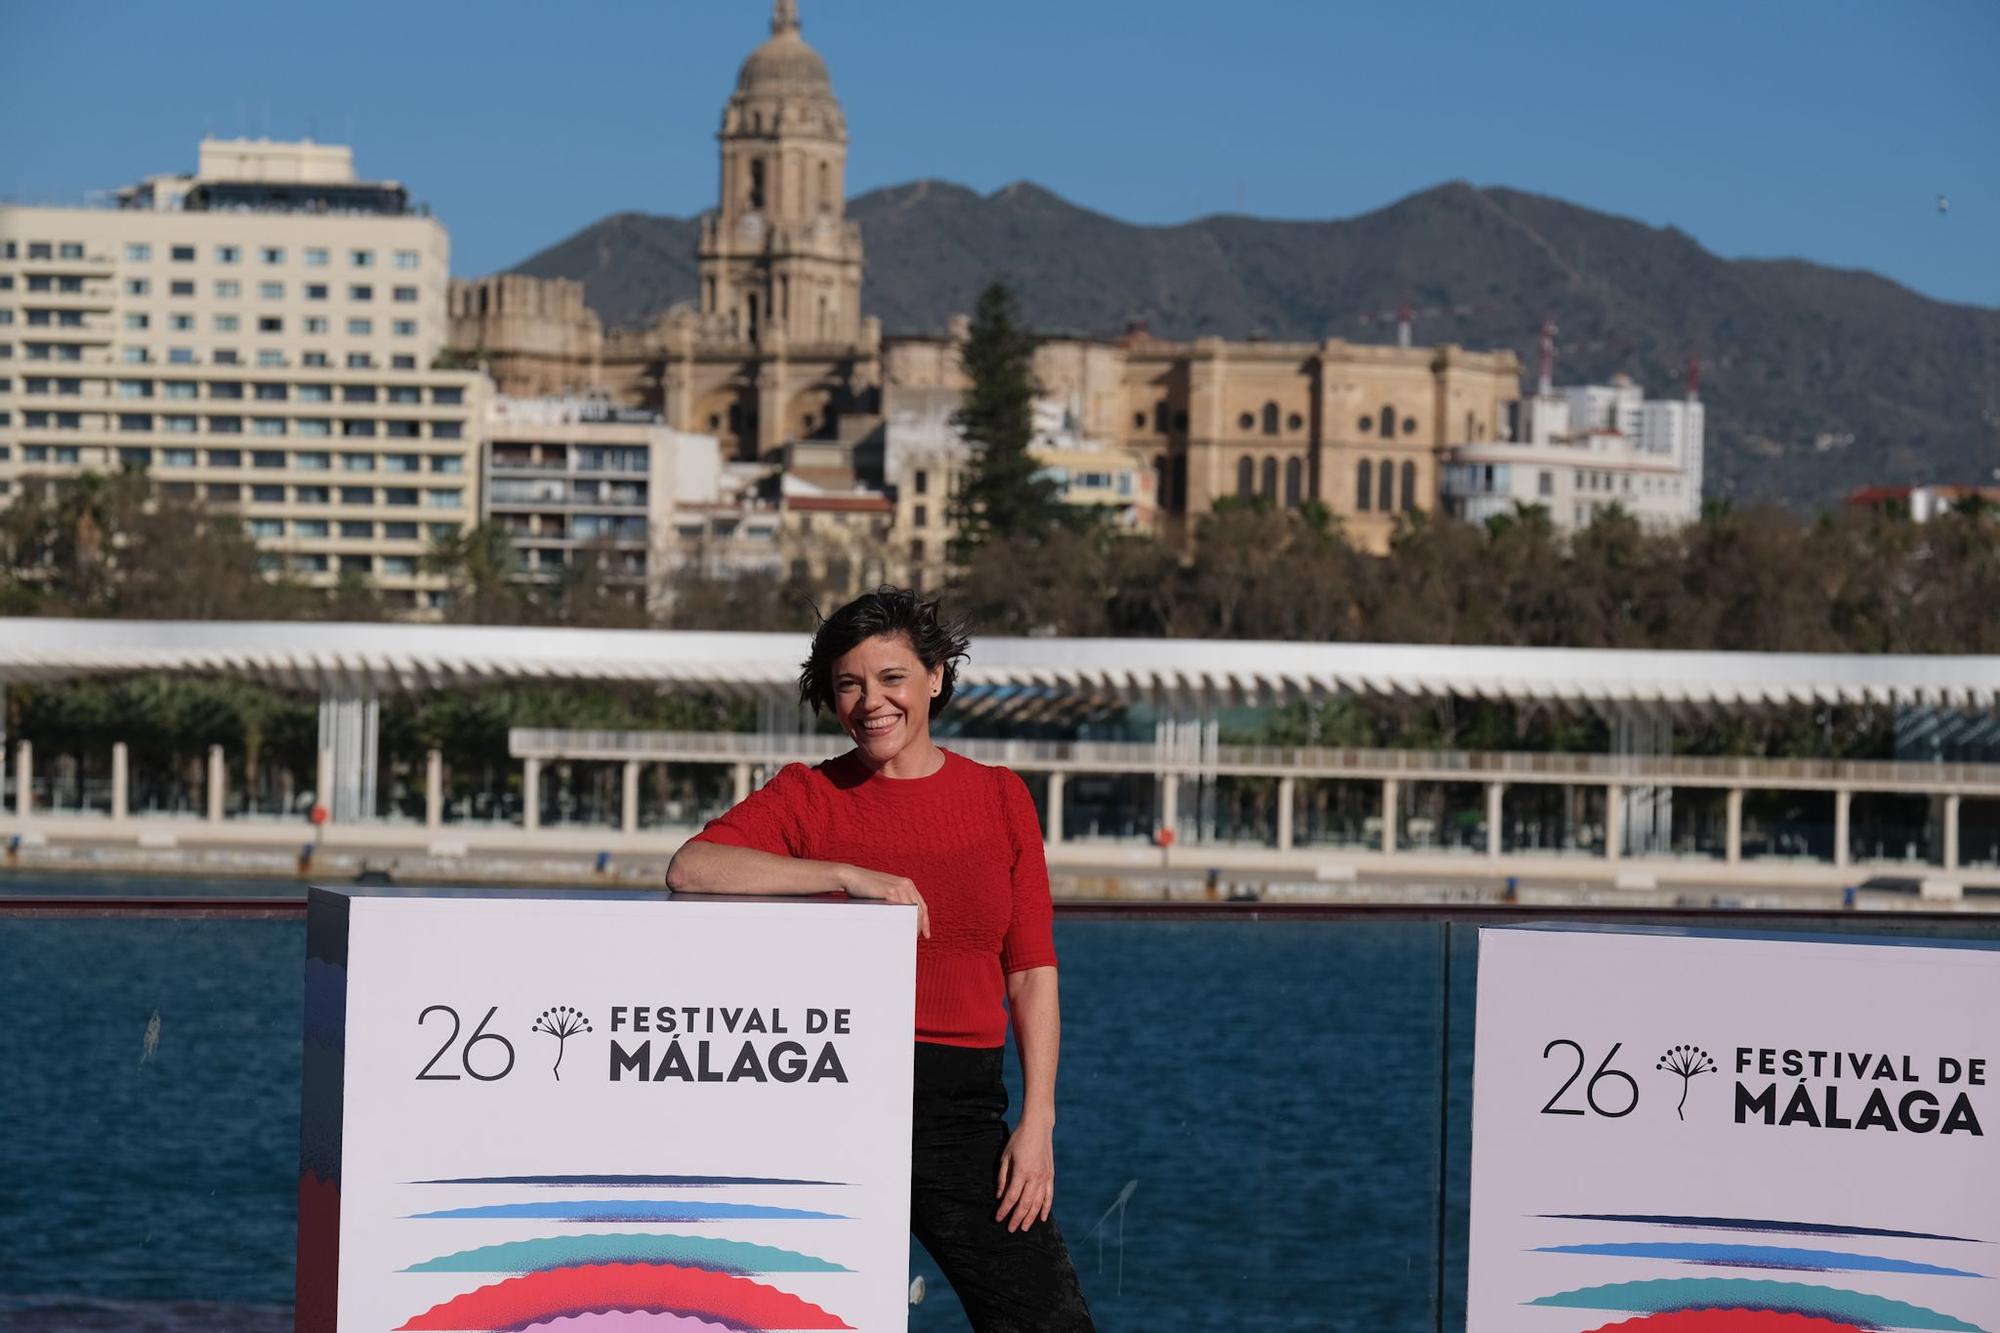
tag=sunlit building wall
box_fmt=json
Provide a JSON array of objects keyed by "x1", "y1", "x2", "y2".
[{"x1": 0, "y1": 138, "x2": 485, "y2": 612}]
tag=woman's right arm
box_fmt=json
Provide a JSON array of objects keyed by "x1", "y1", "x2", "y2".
[{"x1": 666, "y1": 842, "x2": 931, "y2": 938}]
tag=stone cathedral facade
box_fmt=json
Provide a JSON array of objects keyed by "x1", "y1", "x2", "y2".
[
  {"x1": 451, "y1": 0, "x2": 883, "y2": 464},
  {"x1": 449, "y1": 1, "x2": 1526, "y2": 554}
]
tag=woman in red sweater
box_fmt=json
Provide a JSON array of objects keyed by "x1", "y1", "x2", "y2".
[{"x1": 665, "y1": 589, "x2": 1095, "y2": 1332}]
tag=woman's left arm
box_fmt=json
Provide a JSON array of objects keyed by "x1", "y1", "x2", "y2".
[{"x1": 996, "y1": 964, "x2": 1060, "y2": 1232}]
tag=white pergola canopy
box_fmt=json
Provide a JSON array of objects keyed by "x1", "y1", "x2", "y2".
[{"x1": 1, "y1": 618, "x2": 1996, "y2": 715}]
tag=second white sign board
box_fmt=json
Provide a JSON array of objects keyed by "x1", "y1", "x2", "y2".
[{"x1": 1469, "y1": 925, "x2": 1999, "y2": 1333}]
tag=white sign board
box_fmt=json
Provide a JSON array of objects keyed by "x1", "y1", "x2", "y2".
[
  {"x1": 1469, "y1": 926, "x2": 2000, "y2": 1333},
  {"x1": 300, "y1": 887, "x2": 917, "y2": 1333}
]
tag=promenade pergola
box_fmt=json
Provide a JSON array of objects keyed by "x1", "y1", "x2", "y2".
[{"x1": 3, "y1": 618, "x2": 1997, "y2": 823}]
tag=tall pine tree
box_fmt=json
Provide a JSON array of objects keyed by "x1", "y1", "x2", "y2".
[{"x1": 947, "y1": 281, "x2": 1071, "y2": 559}]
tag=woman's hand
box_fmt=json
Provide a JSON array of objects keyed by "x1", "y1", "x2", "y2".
[
  {"x1": 994, "y1": 1113, "x2": 1055, "y2": 1232},
  {"x1": 835, "y1": 865, "x2": 930, "y2": 939}
]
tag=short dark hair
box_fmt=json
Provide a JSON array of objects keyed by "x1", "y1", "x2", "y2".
[{"x1": 799, "y1": 587, "x2": 971, "y2": 716}]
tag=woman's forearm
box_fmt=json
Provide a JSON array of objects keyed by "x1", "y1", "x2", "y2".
[
  {"x1": 1007, "y1": 966, "x2": 1061, "y2": 1124},
  {"x1": 666, "y1": 840, "x2": 847, "y2": 895}
]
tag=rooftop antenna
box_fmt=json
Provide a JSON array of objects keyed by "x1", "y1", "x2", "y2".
[{"x1": 1536, "y1": 315, "x2": 1558, "y2": 396}]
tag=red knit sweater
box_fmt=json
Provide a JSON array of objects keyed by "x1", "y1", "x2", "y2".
[{"x1": 687, "y1": 748, "x2": 1058, "y2": 1047}]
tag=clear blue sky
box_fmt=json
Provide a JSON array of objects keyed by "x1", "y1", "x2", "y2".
[{"x1": 4, "y1": 0, "x2": 1995, "y2": 307}]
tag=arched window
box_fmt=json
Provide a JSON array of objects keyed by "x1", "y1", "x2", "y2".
[
  {"x1": 1133, "y1": 411, "x2": 1147, "y2": 430},
  {"x1": 1284, "y1": 457, "x2": 1303, "y2": 508},
  {"x1": 1260, "y1": 456, "x2": 1278, "y2": 498},
  {"x1": 1237, "y1": 456, "x2": 1254, "y2": 498},
  {"x1": 1262, "y1": 402, "x2": 1280, "y2": 436},
  {"x1": 817, "y1": 160, "x2": 831, "y2": 212},
  {"x1": 1356, "y1": 459, "x2": 1372, "y2": 512},
  {"x1": 1400, "y1": 460, "x2": 1418, "y2": 512},
  {"x1": 1379, "y1": 405, "x2": 1396, "y2": 440},
  {"x1": 1378, "y1": 457, "x2": 1394, "y2": 511},
  {"x1": 748, "y1": 159, "x2": 767, "y2": 210}
]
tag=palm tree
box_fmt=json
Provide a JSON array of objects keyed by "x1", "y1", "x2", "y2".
[{"x1": 423, "y1": 523, "x2": 530, "y2": 624}]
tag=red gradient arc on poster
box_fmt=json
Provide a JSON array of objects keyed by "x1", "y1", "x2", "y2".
[
  {"x1": 395, "y1": 1261, "x2": 852, "y2": 1331},
  {"x1": 1584, "y1": 1312, "x2": 1867, "y2": 1333}
]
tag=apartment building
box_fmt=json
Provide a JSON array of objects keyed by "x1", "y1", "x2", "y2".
[
  {"x1": 0, "y1": 138, "x2": 484, "y2": 611},
  {"x1": 484, "y1": 395, "x2": 720, "y2": 599},
  {"x1": 885, "y1": 390, "x2": 1160, "y2": 585},
  {"x1": 1441, "y1": 375, "x2": 1705, "y2": 535}
]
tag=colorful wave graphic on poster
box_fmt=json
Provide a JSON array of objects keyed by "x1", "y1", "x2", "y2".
[
  {"x1": 1527, "y1": 1278, "x2": 1989, "y2": 1332},
  {"x1": 518, "y1": 1316, "x2": 737, "y2": 1333},
  {"x1": 405, "y1": 1233, "x2": 848, "y2": 1275},
  {"x1": 395, "y1": 1261, "x2": 853, "y2": 1331},
  {"x1": 1534, "y1": 1242, "x2": 1984, "y2": 1278},
  {"x1": 409, "y1": 1199, "x2": 844, "y2": 1222},
  {"x1": 1537, "y1": 1214, "x2": 1983, "y2": 1244},
  {"x1": 1579, "y1": 1314, "x2": 1867, "y2": 1332},
  {"x1": 415, "y1": 1174, "x2": 846, "y2": 1188}
]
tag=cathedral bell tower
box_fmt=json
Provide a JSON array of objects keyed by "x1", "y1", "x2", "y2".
[{"x1": 697, "y1": 0, "x2": 865, "y2": 351}]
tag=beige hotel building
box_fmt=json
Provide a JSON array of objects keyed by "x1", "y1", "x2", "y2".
[{"x1": 0, "y1": 138, "x2": 484, "y2": 611}]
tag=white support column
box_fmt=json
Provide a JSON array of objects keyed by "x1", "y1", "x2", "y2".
[
  {"x1": 1381, "y1": 778, "x2": 1399, "y2": 856},
  {"x1": 1605, "y1": 782, "x2": 1624, "y2": 862},
  {"x1": 317, "y1": 683, "x2": 380, "y2": 825},
  {"x1": 425, "y1": 749, "x2": 443, "y2": 831},
  {"x1": 1486, "y1": 782, "x2": 1504, "y2": 859},
  {"x1": 316, "y1": 747, "x2": 335, "y2": 823},
  {"x1": 14, "y1": 741, "x2": 31, "y2": 821},
  {"x1": 1159, "y1": 770, "x2": 1178, "y2": 842},
  {"x1": 1834, "y1": 788, "x2": 1852, "y2": 868},
  {"x1": 732, "y1": 763, "x2": 752, "y2": 805},
  {"x1": 207, "y1": 745, "x2": 226, "y2": 824},
  {"x1": 1045, "y1": 771, "x2": 1065, "y2": 846},
  {"x1": 1276, "y1": 776, "x2": 1295, "y2": 852},
  {"x1": 523, "y1": 757, "x2": 542, "y2": 833},
  {"x1": 622, "y1": 760, "x2": 640, "y2": 836},
  {"x1": 1943, "y1": 793, "x2": 1961, "y2": 872},
  {"x1": 1725, "y1": 788, "x2": 1743, "y2": 865},
  {"x1": 111, "y1": 742, "x2": 129, "y2": 821}
]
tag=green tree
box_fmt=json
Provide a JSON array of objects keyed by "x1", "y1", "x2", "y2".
[
  {"x1": 423, "y1": 523, "x2": 533, "y2": 625},
  {"x1": 947, "y1": 281, "x2": 1070, "y2": 558}
]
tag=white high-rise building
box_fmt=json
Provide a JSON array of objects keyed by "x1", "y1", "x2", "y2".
[
  {"x1": 1442, "y1": 374, "x2": 1704, "y2": 533},
  {"x1": 0, "y1": 138, "x2": 485, "y2": 612}
]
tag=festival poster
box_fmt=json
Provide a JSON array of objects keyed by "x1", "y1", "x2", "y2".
[
  {"x1": 302, "y1": 888, "x2": 918, "y2": 1333},
  {"x1": 1468, "y1": 925, "x2": 2000, "y2": 1333}
]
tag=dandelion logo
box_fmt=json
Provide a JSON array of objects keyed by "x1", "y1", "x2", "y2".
[
  {"x1": 531, "y1": 1006, "x2": 594, "y2": 1081},
  {"x1": 1656, "y1": 1043, "x2": 1716, "y2": 1121}
]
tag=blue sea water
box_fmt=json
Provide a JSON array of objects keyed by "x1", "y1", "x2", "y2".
[{"x1": 0, "y1": 879, "x2": 1479, "y2": 1331}]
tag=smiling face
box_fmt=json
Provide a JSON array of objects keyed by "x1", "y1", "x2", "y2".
[{"x1": 831, "y1": 632, "x2": 944, "y2": 770}]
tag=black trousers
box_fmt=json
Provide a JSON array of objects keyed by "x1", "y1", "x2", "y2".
[{"x1": 912, "y1": 1041, "x2": 1096, "y2": 1332}]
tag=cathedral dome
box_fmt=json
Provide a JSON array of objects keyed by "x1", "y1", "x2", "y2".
[{"x1": 735, "y1": 1, "x2": 832, "y2": 96}]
